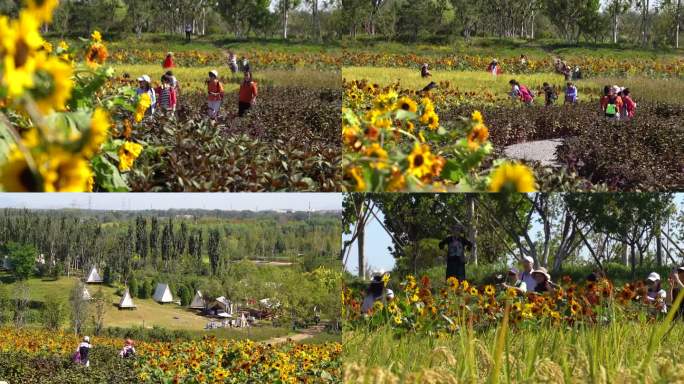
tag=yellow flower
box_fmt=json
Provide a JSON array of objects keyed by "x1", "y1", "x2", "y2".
[
  {"x1": 406, "y1": 143, "x2": 435, "y2": 179},
  {"x1": 420, "y1": 110, "x2": 439, "y2": 130},
  {"x1": 135, "y1": 92, "x2": 151, "y2": 122},
  {"x1": 81, "y1": 108, "x2": 110, "y2": 158},
  {"x1": 31, "y1": 52, "x2": 74, "y2": 114},
  {"x1": 118, "y1": 141, "x2": 143, "y2": 172},
  {"x1": 506, "y1": 287, "x2": 518, "y2": 298},
  {"x1": 364, "y1": 143, "x2": 388, "y2": 166},
  {"x1": 0, "y1": 147, "x2": 93, "y2": 192},
  {"x1": 42, "y1": 41, "x2": 52, "y2": 53},
  {"x1": 24, "y1": 0, "x2": 60, "y2": 23},
  {"x1": 373, "y1": 301, "x2": 384, "y2": 311},
  {"x1": 58, "y1": 40, "x2": 69, "y2": 51},
  {"x1": 488, "y1": 163, "x2": 536, "y2": 192},
  {"x1": 420, "y1": 97, "x2": 434, "y2": 112},
  {"x1": 393, "y1": 315, "x2": 402, "y2": 325},
  {"x1": 396, "y1": 97, "x2": 417, "y2": 113},
  {"x1": 386, "y1": 166, "x2": 406, "y2": 192},
  {"x1": 91, "y1": 30, "x2": 102, "y2": 43},
  {"x1": 0, "y1": 148, "x2": 37, "y2": 191},
  {"x1": 447, "y1": 276, "x2": 459, "y2": 290},
  {"x1": 471, "y1": 110, "x2": 484, "y2": 123},
  {"x1": 0, "y1": 12, "x2": 43, "y2": 97},
  {"x1": 467, "y1": 123, "x2": 489, "y2": 150},
  {"x1": 347, "y1": 166, "x2": 366, "y2": 191},
  {"x1": 469, "y1": 287, "x2": 479, "y2": 296},
  {"x1": 461, "y1": 280, "x2": 470, "y2": 292},
  {"x1": 85, "y1": 42, "x2": 108, "y2": 68},
  {"x1": 484, "y1": 284, "x2": 495, "y2": 296}
]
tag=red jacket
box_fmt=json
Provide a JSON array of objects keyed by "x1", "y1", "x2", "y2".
[
  {"x1": 623, "y1": 95, "x2": 636, "y2": 117},
  {"x1": 163, "y1": 56, "x2": 174, "y2": 69}
]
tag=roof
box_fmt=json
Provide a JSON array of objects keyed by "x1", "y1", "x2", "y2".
[
  {"x1": 119, "y1": 288, "x2": 136, "y2": 308},
  {"x1": 153, "y1": 283, "x2": 174, "y2": 303}
]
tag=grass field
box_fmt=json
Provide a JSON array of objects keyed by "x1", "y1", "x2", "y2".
[
  {"x1": 112, "y1": 65, "x2": 340, "y2": 94},
  {"x1": 344, "y1": 319, "x2": 684, "y2": 383},
  {"x1": 343, "y1": 66, "x2": 684, "y2": 104},
  {"x1": 0, "y1": 274, "x2": 292, "y2": 339}
]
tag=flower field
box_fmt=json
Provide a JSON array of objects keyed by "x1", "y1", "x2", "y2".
[
  {"x1": 342, "y1": 80, "x2": 536, "y2": 192},
  {"x1": 342, "y1": 275, "x2": 684, "y2": 383},
  {"x1": 0, "y1": 2, "x2": 340, "y2": 192},
  {"x1": 0, "y1": 328, "x2": 342, "y2": 383}
]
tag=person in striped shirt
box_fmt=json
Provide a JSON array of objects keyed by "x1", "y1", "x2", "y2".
[{"x1": 155, "y1": 75, "x2": 177, "y2": 114}]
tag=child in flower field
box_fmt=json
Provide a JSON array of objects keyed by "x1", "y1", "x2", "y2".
[
  {"x1": 509, "y1": 79, "x2": 534, "y2": 105},
  {"x1": 206, "y1": 70, "x2": 224, "y2": 119},
  {"x1": 228, "y1": 51, "x2": 238, "y2": 74},
  {"x1": 119, "y1": 339, "x2": 136, "y2": 358},
  {"x1": 421, "y1": 63, "x2": 431, "y2": 78},
  {"x1": 361, "y1": 271, "x2": 394, "y2": 313},
  {"x1": 487, "y1": 59, "x2": 501, "y2": 76},
  {"x1": 238, "y1": 71, "x2": 258, "y2": 117},
  {"x1": 162, "y1": 52, "x2": 174, "y2": 69},
  {"x1": 155, "y1": 75, "x2": 177, "y2": 113},
  {"x1": 74, "y1": 336, "x2": 91, "y2": 367},
  {"x1": 542, "y1": 82, "x2": 557, "y2": 106},
  {"x1": 621, "y1": 88, "x2": 636, "y2": 118},
  {"x1": 600, "y1": 85, "x2": 623, "y2": 119},
  {"x1": 564, "y1": 82, "x2": 578, "y2": 104},
  {"x1": 136, "y1": 75, "x2": 156, "y2": 116}
]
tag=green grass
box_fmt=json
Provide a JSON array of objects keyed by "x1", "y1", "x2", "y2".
[
  {"x1": 344, "y1": 317, "x2": 684, "y2": 383},
  {"x1": 343, "y1": 66, "x2": 684, "y2": 104},
  {"x1": 112, "y1": 64, "x2": 339, "y2": 93}
]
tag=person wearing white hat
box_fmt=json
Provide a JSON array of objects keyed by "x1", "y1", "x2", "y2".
[
  {"x1": 519, "y1": 255, "x2": 537, "y2": 292},
  {"x1": 668, "y1": 267, "x2": 684, "y2": 318},
  {"x1": 206, "y1": 70, "x2": 224, "y2": 119},
  {"x1": 135, "y1": 75, "x2": 156, "y2": 116},
  {"x1": 75, "y1": 336, "x2": 91, "y2": 367},
  {"x1": 645, "y1": 272, "x2": 667, "y2": 313},
  {"x1": 502, "y1": 267, "x2": 527, "y2": 294},
  {"x1": 361, "y1": 270, "x2": 393, "y2": 313}
]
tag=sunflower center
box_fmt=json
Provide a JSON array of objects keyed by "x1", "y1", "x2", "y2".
[
  {"x1": 14, "y1": 41, "x2": 30, "y2": 68},
  {"x1": 19, "y1": 165, "x2": 40, "y2": 191},
  {"x1": 413, "y1": 154, "x2": 424, "y2": 167}
]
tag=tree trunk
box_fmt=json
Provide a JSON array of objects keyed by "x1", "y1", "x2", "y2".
[
  {"x1": 630, "y1": 243, "x2": 636, "y2": 279},
  {"x1": 312, "y1": 0, "x2": 320, "y2": 41},
  {"x1": 613, "y1": 12, "x2": 618, "y2": 43},
  {"x1": 622, "y1": 238, "x2": 629, "y2": 265},
  {"x1": 357, "y1": 224, "x2": 365, "y2": 279},
  {"x1": 677, "y1": 0, "x2": 681, "y2": 48},
  {"x1": 466, "y1": 195, "x2": 477, "y2": 265},
  {"x1": 656, "y1": 234, "x2": 662, "y2": 266},
  {"x1": 282, "y1": 5, "x2": 289, "y2": 39}
]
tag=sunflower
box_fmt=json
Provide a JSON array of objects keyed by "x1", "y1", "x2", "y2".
[
  {"x1": 23, "y1": 0, "x2": 60, "y2": 23},
  {"x1": 484, "y1": 284, "x2": 495, "y2": 296},
  {"x1": 471, "y1": 110, "x2": 484, "y2": 123},
  {"x1": 406, "y1": 143, "x2": 435, "y2": 179},
  {"x1": 569, "y1": 300, "x2": 581, "y2": 316},
  {"x1": 41, "y1": 41, "x2": 52, "y2": 53},
  {"x1": 118, "y1": 141, "x2": 143, "y2": 172},
  {"x1": 0, "y1": 12, "x2": 43, "y2": 97},
  {"x1": 134, "y1": 92, "x2": 151, "y2": 122},
  {"x1": 347, "y1": 166, "x2": 366, "y2": 191},
  {"x1": 394, "y1": 315, "x2": 402, "y2": 325},
  {"x1": 0, "y1": 147, "x2": 39, "y2": 191},
  {"x1": 420, "y1": 110, "x2": 439, "y2": 130},
  {"x1": 31, "y1": 52, "x2": 74, "y2": 114},
  {"x1": 91, "y1": 30, "x2": 102, "y2": 43},
  {"x1": 469, "y1": 287, "x2": 479, "y2": 296},
  {"x1": 85, "y1": 42, "x2": 108, "y2": 68},
  {"x1": 386, "y1": 166, "x2": 406, "y2": 192},
  {"x1": 467, "y1": 123, "x2": 489, "y2": 150},
  {"x1": 506, "y1": 287, "x2": 518, "y2": 298},
  {"x1": 42, "y1": 149, "x2": 93, "y2": 192},
  {"x1": 447, "y1": 276, "x2": 459, "y2": 290},
  {"x1": 58, "y1": 40, "x2": 69, "y2": 51},
  {"x1": 364, "y1": 143, "x2": 388, "y2": 169},
  {"x1": 396, "y1": 97, "x2": 417, "y2": 113},
  {"x1": 212, "y1": 367, "x2": 228, "y2": 380},
  {"x1": 488, "y1": 162, "x2": 536, "y2": 192},
  {"x1": 81, "y1": 108, "x2": 110, "y2": 158},
  {"x1": 189, "y1": 359, "x2": 201, "y2": 371},
  {"x1": 512, "y1": 302, "x2": 522, "y2": 312}
]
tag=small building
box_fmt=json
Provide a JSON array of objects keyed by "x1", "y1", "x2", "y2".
[
  {"x1": 86, "y1": 266, "x2": 103, "y2": 284},
  {"x1": 118, "y1": 288, "x2": 136, "y2": 310},
  {"x1": 189, "y1": 290, "x2": 206, "y2": 309},
  {"x1": 153, "y1": 283, "x2": 174, "y2": 304}
]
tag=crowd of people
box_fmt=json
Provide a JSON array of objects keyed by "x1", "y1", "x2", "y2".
[
  {"x1": 72, "y1": 337, "x2": 136, "y2": 367},
  {"x1": 130, "y1": 51, "x2": 258, "y2": 121}
]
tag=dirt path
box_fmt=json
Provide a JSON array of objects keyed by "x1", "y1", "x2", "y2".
[{"x1": 262, "y1": 324, "x2": 325, "y2": 345}]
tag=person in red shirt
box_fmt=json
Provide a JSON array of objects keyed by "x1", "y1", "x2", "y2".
[
  {"x1": 238, "y1": 71, "x2": 258, "y2": 117},
  {"x1": 207, "y1": 70, "x2": 224, "y2": 119},
  {"x1": 621, "y1": 88, "x2": 636, "y2": 118},
  {"x1": 163, "y1": 52, "x2": 174, "y2": 69},
  {"x1": 600, "y1": 85, "x2": 623, "y2": 119}
]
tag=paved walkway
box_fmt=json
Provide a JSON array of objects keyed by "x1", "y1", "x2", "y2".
[{"x1": 503, "y1": 138, "x2": 565, "y2": 167}]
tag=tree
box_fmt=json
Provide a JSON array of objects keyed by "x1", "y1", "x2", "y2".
[
  {"x1": 607, "y1": 0, "x2": 633, "y2": 43},
  {"x1": 6, "y1": 242, "x2": 37, "y2": 280},
  {"x1": 91, "y1": 287, "x2": 108, "y2": 336},
  {"x1": 277, "y1": 0, "x2": 302, "y2": 38},
  {"x1": 208, "y1": 229, "x2": 221, "y2": 275},
  {"x1": 69, "y1": 281, "x2": 90, "y2": 335},
  {"x1": 42, "y1": 292, "x2": 66, "y2": 330},
  {"x1": 12, "y1": 281, "x2": 29, "y2": 328}
]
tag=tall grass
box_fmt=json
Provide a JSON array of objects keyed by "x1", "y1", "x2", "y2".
[
  {"x1": 342, "y1": 66, "x2": 684, "y2": 104},
  {"x1": 344, "y1": 314, "x2": 684, "y2": 383}
]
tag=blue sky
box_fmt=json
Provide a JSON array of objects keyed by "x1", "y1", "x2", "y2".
[{"x1": 0, "y1": 193, "x2": 342, "y2": 211}]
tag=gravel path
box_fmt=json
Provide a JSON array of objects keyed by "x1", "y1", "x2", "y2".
[{"x1": 503, "y1": 139, "x2": 565, "y2": 167}]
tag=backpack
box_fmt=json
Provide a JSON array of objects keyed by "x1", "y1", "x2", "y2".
[{"x1": 605, "y1": 96, "x2": 618, "y2": 116}]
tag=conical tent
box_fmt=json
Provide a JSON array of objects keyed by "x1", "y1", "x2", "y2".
[
  {"x1": 1, "y1": 256, "x2": 9, "y2": 270},
  {"x1": 81, "y1": 286, "x2": 91, "y2": 300},
  {"x1": 189, "y1": 290, "x2": 205, "y2": 309},
  {"x1": 86, "y1": 266, "x2": 103, "y2": 283},
  {"x1": 211, "y1": 296, "x2": 231, "y2": 312},
  {"x1": 153, "y1": 283, "x2": 173, "y2": 303},
  {"x1": 118, "y1": 288, "x2": 136, "y2": 309}
]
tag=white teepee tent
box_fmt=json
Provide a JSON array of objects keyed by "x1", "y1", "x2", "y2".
[
  {"x1": 81, "y1": 286, "x2": 92, "y2": 300},
  {"x1": 85, "y1": 266, "x2": 103, "y2": 283},
  {"x1": 189, "y1": 290, "x2": 205, "y2": 309},
  {"x1": 118, "y1": 288, "x2": 136, "y2": 309},
  {"x1": 153, "y1": 283, "x2": 173, "y2": 303}
]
